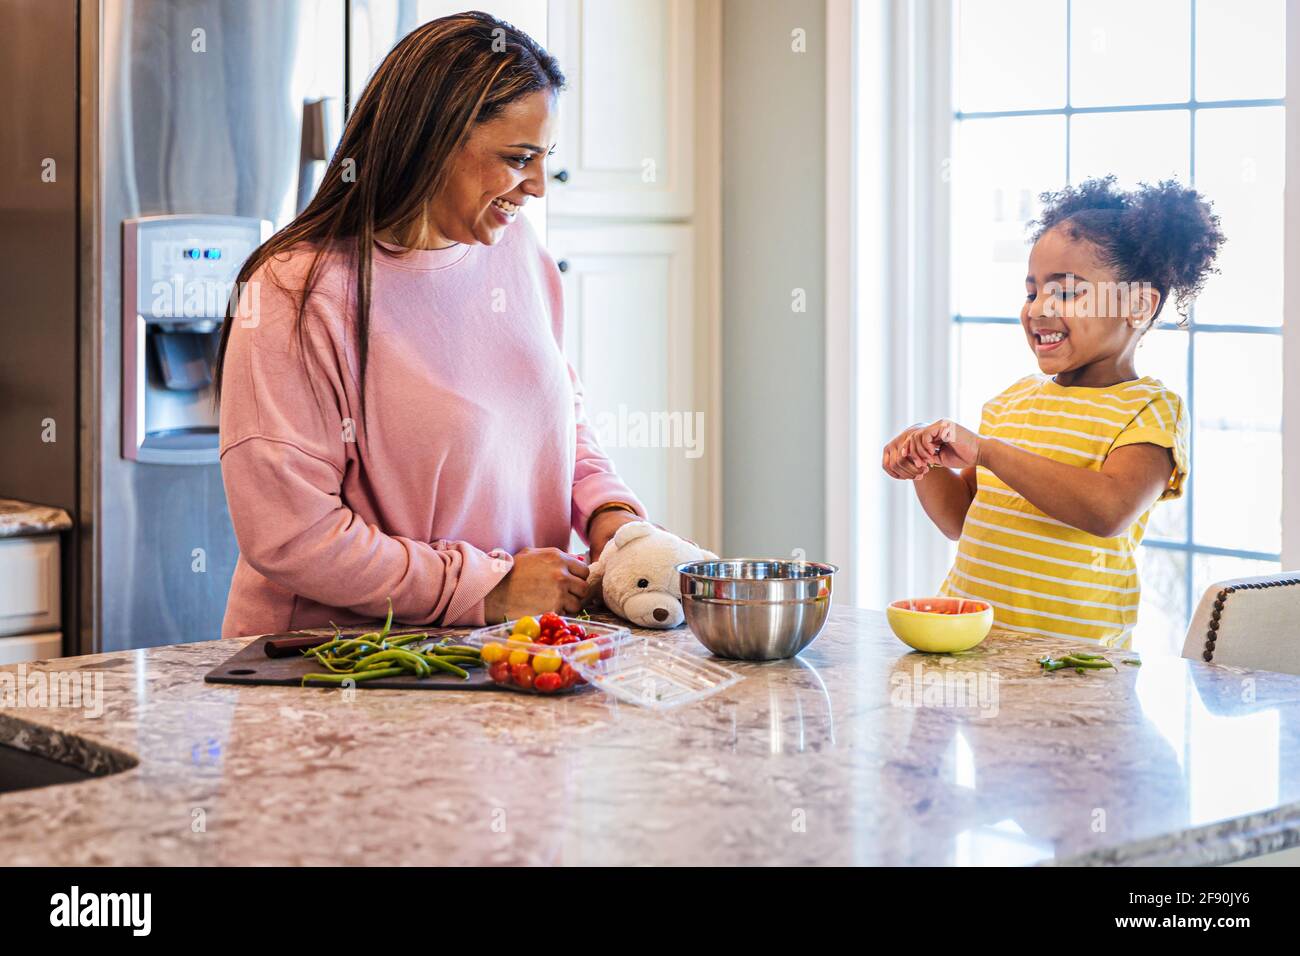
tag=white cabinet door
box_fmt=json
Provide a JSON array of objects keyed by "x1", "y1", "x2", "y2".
[
  {"x1": 0, "y1": 631, "x2": 62, "y2": 665},
  {"x1": 546, "y1": 0, "x2": 695, "y2": 219},
  {"x1": 0, "y1": 535, "x2": 61, "y2": 637},
  {"x1": 548, "y1": 224, "x2": 701, "y2": 540}
]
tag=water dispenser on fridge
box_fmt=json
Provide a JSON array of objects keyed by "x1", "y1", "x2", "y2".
[{"x1": 122, "y1": 215, "x2": 269, "y2": 463}]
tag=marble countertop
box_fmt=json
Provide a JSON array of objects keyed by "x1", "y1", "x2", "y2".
[
  {"x1": 0, "y1": 499, "x2": 72, "y2": 538},
  {"x1": 3, "y1": 605, "x2": 1300, "y2": 866}
]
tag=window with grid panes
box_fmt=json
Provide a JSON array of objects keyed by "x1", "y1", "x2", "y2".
[{"x1": 950, "y1": 0, "x2": 1285, "y2": 655}]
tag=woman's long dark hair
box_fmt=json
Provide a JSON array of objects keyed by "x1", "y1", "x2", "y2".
[{"x1": 213, "y1": 11, "x2": 564, "y2": 409}]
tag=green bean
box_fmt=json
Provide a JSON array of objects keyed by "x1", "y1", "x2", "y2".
[
  {"x1": 356, "y1": 648, "x2": 429, "y2": 677},
  {"x1": 314, "y1": 642, "x2": 384, "y2": 665},
  {"x1": 345, "y1": 666, "x2": 403, "y2": 682},
  {"x1": 413, "y1": 657, "x2": 433, "y2": 677},
  {"x1": 386, "y1": 633, "x2": 427, "y2": 647},
  {"x1": 311, "y1": 655, "x2": 359, "y2": 674},
  {"x1": 420, "y1": 655, "x2": 469, "y2": 680},
  {"x1": 1039, "y1": 651, "x2": 1117, "y2": 674},
  {"x1": 301, "y1": 667, "x2": 404, "y2": 686},
  {"x1": 1063, "y1": 656, "x2": 1113, "y2": 669},
  {"x1": 1121, "y1": 658, "x2": 1142, "y2": 666},
  {"x1": 430, "y1": 645, "x2": 481, "y2": 657},
  {"x1": 308, "y1": 635, "x2": 377, "y2": 659},
  {"x1": 320, "y1": 642, "x2": 367, "y2": 659},
  {"x1": 354, "y1": 652, "x2": 412, "y2": 671},
  {"x1": 300, "y1": 598, "x2": 482, "y2": 685},
  {"x1": 433, "y1": 655, "x2": 482, "y2": 668},
  {"x1": 302, "y1": 622, "x2": 344, "y2": 655},
  {"x1": 305, "y1": 638, "x2": 349, "y2": 657}
]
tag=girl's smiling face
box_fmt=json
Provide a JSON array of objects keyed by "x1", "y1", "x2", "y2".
[
  {"x1": 423, "y1": 90, "x2": 559, "y2": 247},
  {"x1": 1021, "y1": 224, "x2": 1160, "y2": 385}
]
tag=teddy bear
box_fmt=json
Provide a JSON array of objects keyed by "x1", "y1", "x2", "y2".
[{"x1": 587, "y1": 521, "x2": 717, "y2": 628}]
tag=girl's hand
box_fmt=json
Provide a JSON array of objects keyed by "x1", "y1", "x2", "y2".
[
  {"x1": 882, "y1": 426, "x2": 931, "y2": 482},
  {"x1": 910, "y1": 419, "x2": 981, "y2": 470}
]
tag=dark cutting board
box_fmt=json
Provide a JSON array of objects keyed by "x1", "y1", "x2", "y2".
[{"x1": 204, "y1": 626, "x2": 498, "y2": 691}]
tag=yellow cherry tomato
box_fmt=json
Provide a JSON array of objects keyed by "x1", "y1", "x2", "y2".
[
  {"x1": 572, "y1": 641, "x2": 599, "y2": 666},
  {"x1": 512, "y1": 615, "x2": 541, "y2": 639},
  {"x1": 533, "y1": 650, "x2": 562, "y2": 674},
  {"x1": 508, "y1": 648, "x2": 532, "y2": 667},
  {"x1": 480, "y1": 641, "x2": 507, "y2": 664}
]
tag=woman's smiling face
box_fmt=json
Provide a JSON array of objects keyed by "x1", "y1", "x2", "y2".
[
  {"x1": 427, "y1": 89, "x2": 559, "y2": 246},
  {"x1": 1021, "y1": 224, "x2": 1158, "y2": 378}
]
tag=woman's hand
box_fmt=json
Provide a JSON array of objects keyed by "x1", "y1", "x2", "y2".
[
  {"x1": 483, "y1": 547, "x2": 590, "y2": 622},
  {"x1": 909, "y1": 419, "x2": 982, "y2": 470},
  {"x1": 588, "y1": 508, "x2": 641, "y2": 561},
  {"x1": 882, "y1": 425, "x2": 931, "y2": 481}
]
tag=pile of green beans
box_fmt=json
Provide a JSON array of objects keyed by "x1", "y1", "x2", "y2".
[
  {"x1": 300, "y1": 601, "x2": 482, "y2": 687},
  {"x1": 1037, "y1": 650, "x2": 1140, "y2": 675}
]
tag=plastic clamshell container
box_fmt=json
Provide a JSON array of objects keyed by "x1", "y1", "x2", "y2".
[
  {"x1": 570, "y1": 637, "x2": 744, "y2": 710},
  {"x1": 466, "y1": 617, "x2": 634, "y2": 695}
]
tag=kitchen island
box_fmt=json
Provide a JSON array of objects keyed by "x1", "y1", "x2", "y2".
[{"x1": 2, "y1": 605, "x2": 1300, "y2": 866}]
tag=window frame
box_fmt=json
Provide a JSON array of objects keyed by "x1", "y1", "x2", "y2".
[
  {"x1": 837, "y1": 0, "x2": 1300, "y2": 633},
  {"x1": 951, "y1": 0, "x2": 1287, "y2": 623}
]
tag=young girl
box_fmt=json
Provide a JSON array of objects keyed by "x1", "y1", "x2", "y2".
[{"x1": 883, "y1": 177, "x2": 1224, "y2": 647}]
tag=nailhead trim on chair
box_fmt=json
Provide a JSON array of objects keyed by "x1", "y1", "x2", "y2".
[{"x1": 1203, "y1": 577, "x2": 1300, "y2": 663}]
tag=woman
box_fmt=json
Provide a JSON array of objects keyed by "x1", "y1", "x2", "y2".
[{"x1": 214, "y1": 13, "x2": 646, "y2": 637}]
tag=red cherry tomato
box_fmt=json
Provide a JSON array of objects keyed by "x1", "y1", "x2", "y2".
[
  {"x1": 534, "y1": 672, "x2": 562, "y2": 694},
  {"x1": 488, "y1": 661, "x2": 512, "y2": 683},
  {"x1": 556, "y1": 634, "x2": 579, "y2": 646},
  {"x1": 568, "y1": 624, "x2": 587, "y2": 638},
  {"x1": 558, "y1": 663, "x2": 579, "y2": 689},
  {"x1": 539, "y1": 613, "x2": 563, "y2": 630},
  {"x1": 510, "y1": 662, "x2": 535, "y2": 690}
]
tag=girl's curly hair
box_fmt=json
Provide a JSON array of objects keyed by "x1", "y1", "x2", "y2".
[{"x1": 1029, "y1": 176, "x2": 1225, "y2": 323}]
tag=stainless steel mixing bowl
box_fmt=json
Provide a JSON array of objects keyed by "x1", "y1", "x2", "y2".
[{"x1": 677, "y1": 559, "x2": 838, "y2": 660}]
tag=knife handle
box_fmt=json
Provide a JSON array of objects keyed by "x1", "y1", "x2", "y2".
[{"x1": 264, "y1": 634, "x2": 331, "y2": 658}]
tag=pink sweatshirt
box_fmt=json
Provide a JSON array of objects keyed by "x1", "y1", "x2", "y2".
[{"x1": 218, "y1": 218, "x2": 645, "y2": 637}]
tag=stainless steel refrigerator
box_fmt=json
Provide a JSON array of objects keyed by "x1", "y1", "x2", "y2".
[{"x1": 0, "y1": 0, "x2": 438, "y2": 654}]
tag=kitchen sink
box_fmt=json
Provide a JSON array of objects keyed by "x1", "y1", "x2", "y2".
[
  {"x1": 0, "y1": 743, "x2": 97, "y2": 793},
  {"x1": 0, "y1": 721, "x2": 137, "y2": 794}
]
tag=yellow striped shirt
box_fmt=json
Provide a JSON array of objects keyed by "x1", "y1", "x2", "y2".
[{"x1": 940, "y1": 374, "x2": 1189, "y2": 648}]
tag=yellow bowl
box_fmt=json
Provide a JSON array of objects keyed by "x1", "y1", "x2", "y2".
[{"x1": 886, "y1": 597, "x2": 994, "y2": 653}]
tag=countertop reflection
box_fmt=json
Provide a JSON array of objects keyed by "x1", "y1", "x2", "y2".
[{"x1": 2, "y1": 606, "x2": 1299, "y2": 865}]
